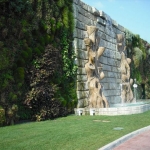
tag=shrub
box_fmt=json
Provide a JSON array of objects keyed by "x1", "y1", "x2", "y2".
[
  {"x1": 11, "y1": 104, "x2": 18, "y2": 112},
  {"x1": 60, "y1": 98, "x2": 67, "y2": 107},
  {"x1": 0, "y1": 0, "x2": 8, "y2": 3},
  {"x1": 0, "y1": 48, "x2": 10, "y2": 70},
  {"x1": 26, "y1": 47, "x2": 32, "y2": 60},
  {"x1": 33, "y1": 47, "x2": 41, "y2": 56},
  {"x1": 39, "y1": 20, "x2": 48, "y2": 32},
  {"x1": 23, "y1": 40, "x2": 28, "y2": 50},
  {"x1": 21, "y1": 51, "x2": 29, "y2": 60},
  {"x1": 8, "y1": 92, "x2": 17, "y2": 102},
  {"x1": 38, "y1": 45, "x2": 45, "y2": 53},
  {"x1": 16, "y1": 67, "x2": 25, "y2": 82},
  {"x1": 17, "y1": 82, "x2": 23, "y2": 88},
  {"x1": 12, "y1": 94, "x2": 18, "y2": 102},
  {"x1": 0, "y1": 106, "x2": 5, "y2": 126},
  {"x1": 0, "y1": 41, "x2": 4, "y2": 48},
  {"x1": 57, "y1": 0, "x2": 65, "y2": 8},
  {"x1": 38, "y1": 37, "x2": 45, "y2": 46},
  {"x1": 17, "y1": 58, "x2": 25, "y2": 67},
  {"x1": 49, "y1": 18, "x2": 55, "y2": 25},
  {"x1": 51, "y1": 26, "x2": 56, "y2": 34},
  {"x1": 56, "y1": 21, "x2": 62, "y2": 30},
  {"x1": 44, "y1": 35, "x2": 51, "y2": 45},
  {"x1": 32, "y1": 29, "x2": 39, "y2": 37}
]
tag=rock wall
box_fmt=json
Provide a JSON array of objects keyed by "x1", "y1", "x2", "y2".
[{"x1": 73, "y1": 0, "x2": 127, "y2": 107}]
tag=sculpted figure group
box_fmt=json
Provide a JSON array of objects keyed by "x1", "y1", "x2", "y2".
[
  {"x1": 117, "y1": 34, "x2": 134, "y2": 103},
  {"x1": 80, "y1": 27, "x2": 134, "y2": 109},
  {"x1": 84, "y1": 26, "x2": 109, "y2": 108}
]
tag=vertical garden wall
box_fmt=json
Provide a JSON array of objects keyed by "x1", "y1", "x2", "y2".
[
  {"x1": 0, "y1": 0, "x2": 77, "y2": 126},
  {"x1": 0, "y1": 0, "x2": 150, "y2": 126}
]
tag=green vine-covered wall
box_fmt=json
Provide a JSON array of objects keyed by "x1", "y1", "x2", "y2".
[
  {"x1": 0, "y1": 0, "x2": 77, "y2": 125},
  {"x1": 125, "y1": 29, "x2": 150, "y2": 99}
]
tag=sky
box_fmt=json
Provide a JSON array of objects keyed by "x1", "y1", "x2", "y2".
[{"x1": 81, "y1": 0, "x2": 150, "y2": 43}]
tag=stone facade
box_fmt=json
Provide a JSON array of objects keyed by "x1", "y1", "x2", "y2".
[{"x1": 73, "y1": 0, "x2": 127, "y2": 107}]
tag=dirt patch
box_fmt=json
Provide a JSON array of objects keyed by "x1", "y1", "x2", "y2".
[{"x1": 93, "y1": 120, "x2": 110, "y2": 122}]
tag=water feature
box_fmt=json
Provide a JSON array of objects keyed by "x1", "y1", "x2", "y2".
[
  {"x1": 133, "y1": 79, "x2": 138, "y2": 103},
  {"x1": 74, "y1": 5, "x2": 150, "y2": 116}
]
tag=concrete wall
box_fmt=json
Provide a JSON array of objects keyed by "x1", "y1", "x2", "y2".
[{"x1": 73, "y1": 0, "x2": 127, "y2": 106}]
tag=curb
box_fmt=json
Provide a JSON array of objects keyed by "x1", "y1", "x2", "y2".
[{"x1": 98, "y1": 125, "x2": 150, "y2": 150}]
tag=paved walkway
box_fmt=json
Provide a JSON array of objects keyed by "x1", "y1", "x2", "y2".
[
  {"x1": 99, "y1": 126, "x2": 150, "y2": 150},
  {"x1": 113, "y1": 129, "x2": 150, "y2": 150}
]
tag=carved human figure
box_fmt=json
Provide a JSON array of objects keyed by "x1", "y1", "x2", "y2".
[
  {"x1": 126, "y1": 59, "x2": 134, "y2": 102},
  {"x1": 84, "y1": 38, "x2": 95, "y2": 82},
  {"x1": 117, "y1": 34, "x2": 133, "y2": 103},
  {"x1": 120, "y1": 52, "x2": 133, "y2": 102},
  {"x1": 88, "y1": 78, "x2": 100, "y2": 108},
  {"x1": 88, "y1": 76, "x2": 109, "y2": 108},
  {"x1": 84, "y1": 26, "x2": 109, "y2": 108}
]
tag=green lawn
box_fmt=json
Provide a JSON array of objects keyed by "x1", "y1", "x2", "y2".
[{"x1": 1, "y1": 111, "x2": 150, "y2": 150}]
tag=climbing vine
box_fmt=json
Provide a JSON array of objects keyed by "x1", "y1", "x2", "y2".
[{"x1": 61, "y1": 29, "x2": 77, "y2": 78}]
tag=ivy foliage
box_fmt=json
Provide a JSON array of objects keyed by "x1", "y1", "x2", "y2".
[
  {"x1": 133, "y1": 47, "x2": 143, "y2": 68},
  {"x1": 61, "y1": 29, "x2": 77, "y2": 77},
  {"x1": 125, "y1": 29, "x2": 150, "y2": 98}
]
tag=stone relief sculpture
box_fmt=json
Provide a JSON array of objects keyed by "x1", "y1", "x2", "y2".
[
  {"x1": 84, "y1": 26, "x2": 109, "y2": 108},
  {"x1": 117, "y1": 34, "x2": 134, "y2": 103}
]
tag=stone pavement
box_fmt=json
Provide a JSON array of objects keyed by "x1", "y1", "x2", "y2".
[{"x1": 99, "y1": 125, "x2": 150, "y2": 150}]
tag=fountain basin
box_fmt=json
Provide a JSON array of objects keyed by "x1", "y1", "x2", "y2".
[
  {"x1": 111, "y1": 100, "x2": 150, "y2": 107},
  {"x1": 74, "y1": 100, "x2": 150, "y2": 116}
]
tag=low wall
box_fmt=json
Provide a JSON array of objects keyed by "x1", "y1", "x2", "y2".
[
  {"x1": 73, "y1": 0, "x2": 127, "y2": 107},
  {"x1": 74, "y1": 103, "x2": 150, "y2": 116}
]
